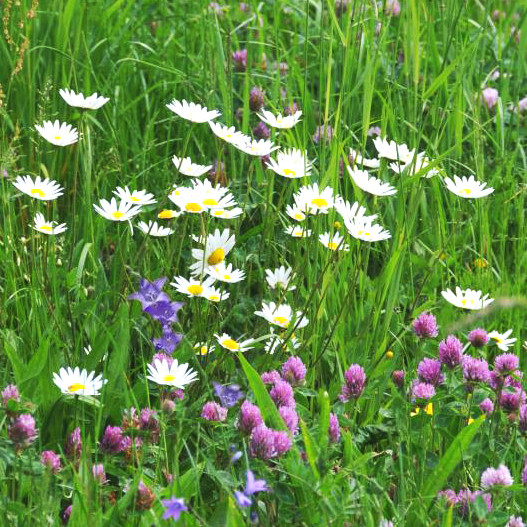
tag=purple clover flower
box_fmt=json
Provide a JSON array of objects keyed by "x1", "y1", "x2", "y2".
[
  {"x1": 66, "y1": 427, "x2": 82, "y2": 459},
  {"x1": 468, "y1": 328, "x2": 488, "y2": 348},
  {"x1": 128, "y1": 277, "x2": 170, "y2": 309},
  {"x1": 411, "y1": 381, "x2": 436, "y2": 402},
  {"x1": 462, "y1": 356, "x2": 490, "y2": 385},
  {"x1": 457, "y1": 489, "x2": 492, "y2": 517},
  {"x1": 239, "y1": 400, "x2": 263, "y2": 435},
  {"x1": 100, "y1": 426, "x2": 124, "y2": 454},
  {"x1": 253, "y1": 122, "x2": 270, "y2": 140},
  {"x1": 201, "y1": 401, "x2": 228, "y2": 422},
  {"x1": 41, "y1": 450, "x2": 61, "y2": 474},
  {"x1": 494, "y1": 353, "x2": 520, "y2": 374},
  {"x1": 339, "y1": 364, "x2": 366, "y2": 402},
  {"x1": 392, "y1": 370, "x2": 405, "y2": 388},
  {"x1": 519, "y1": 405, "x2": 527, "y2": 433},
  {"x1": 281, "y1": 356, "x2": 306, "y2": 386},
  {"x1": 8, "y1": 413, "x2": 38, "y2": 449},
  {"x1": 233, "y1": 49, "x2": 247, "y2": 72},
  {"x1": 270, "y1": 380, "x2": 295, "y2": 408},
  {"x1": 481, "y1": 87, "x2": 499, "y2": 109},
  {"x1": 279, "y1": 406, "x2": 299, "y2": 434},
  {"x1": 499, "y1": 388, "x2": 525, "y2": 412},
  {"x1": 312, "y1": 124, "x2": 334, "y2": 144},
  {"x1": 273, "y1": 430, "x2": 292, "y2": 456},
  {"x1": 438, "y1": 335, "x2": 463, "y2": 368},
  {"x1": 479, "y1": 398, "x2": 494, "y2": 415},
  {"x1": 523, "y1": 458, "x2": 527, "y2": 485},
  {"x1": 329, "y1": 413, "x2": 340, "y2": 443},
  {"x1": 1, "y1": 384, "x2": 20, "y2": 407},
  {"x1": 92, "y1": 463, "x2": 107, "y2": 484},
  {"x1": 412, "y1": 312, "x2": 438, "y2": 338},
  {"x1": 417, "y1": 358, "x2": 444, "y2": 386},
  {"x1": 250, "y1": 425, "x2": 276, "y2": 459},
  {"x1": 506, "y1": 517, "x2": 525, "y2": 527},
  {"x1": 249, "y1": 87, "x2": 264, "y2": 112},
  {"x1": 481, "y1": 464, "x2": 513, "y2": 489},
  {"x1": 261, "y1": 370, "x2": 281, "y2": 384}
]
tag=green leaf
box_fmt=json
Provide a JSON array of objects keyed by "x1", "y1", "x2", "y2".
[
  {"x1": 1, "y1": 329, "x2": 24, "y2": 384},
  {"x1": 209, "y1": 497, "x2": 246, "y2": 527},
  {"x1": 300, "y1": 419, "x2": 320, "y2": 480}
]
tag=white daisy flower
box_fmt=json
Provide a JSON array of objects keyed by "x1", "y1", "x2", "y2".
[
  {"x1": 59, "y1": 88, "x2": 109, "y2": 110},
  {"x1": 347, "y1": 166, "x2": 397, "y2": 196},
  {"x1": 205, "y1": 262, "x2": 245, "y2": 283},
  {"x1": 202, "y1": 286, "x2": 230, "y2": 302},
  {"x1": 373, "y1": 137, "x2": 415, "y2": 162},
  {"x1": 192, "y1": 179, "x2": 237, "y2": 210},
  {"x1": 189, "y1": 228, "x2": 235, "y2": 275},
  {"x1": 349, "y1": 148, "x2": 381, "y2": 168},
  {"x1": 254, "y1": 301, "x2": 309, "y2": 329},
  {"x1": 137, "y1": 221, "x2": 174, "y2": 237},
  {"x1": 170, "y1": 275, "x2": 216, "y2": 298},
  {"x1": 113, "y1": 186, "x2": 156, "y2": 206},
  {"x1": 285, "y1": 226, "x2": 312, "y2": 238},
  {"x1": 215, "y1": 333, "x2": 255, "y2": 352},
  {"x1": 158, "y1": 209, "x2": 182, "y2": 220},
  {"x1": 266, "y1": 148, "x2": 313, "y2": 179},
  {"x1": 389, "y1": 152, "x2": 439, "y2": 178},
  {"x1": 443, "y1": 175, "x2": 494, "y2": 198},
  {"x1": 35, "y1": 120, "x2": 78, "y2": 146},
  {"x1": 194, "y1": 342, "x2": 215, "y2": 356},
  {"x1": 319, "y1": 232, "x2": 350, "y2": 251},
  {"x1": 53, "y1": 366, "x2": 107, "y2": 396},
  {"x1": 265, "y1": 266, "x2": 296, "y2": 291},
  {"x1": 345, "y1": 218, "x2": 391, "y2": 242},
  {"x1": 146, "y1": 358, "x2": 198, "y2": 388},
  {"x1": 286, "y1": 204, "x2": 307, "y2": 222},
  {"x1": 166, "y1": 99, "x2": 220, "y2": 123},
  {"x1": 209, "y1": 207, "x2": 243, "y2": 219},
  {"x1": 172, "y1": 156, "x2": 212, "y2": 177},
  {"x1": 264, "y1": 333, "x2": 300, "y2": 354},
  {"x1": 168, "y1": 186, "x2": 208, "y2": 214},
  {"x1": 334, "y1": 197, "x2": 377, "y2": 223},
  {"x1": 257, "y1": 109, "x2": 302, "y2": 129},
  {"x1": 93, "y1": 198, "x2": 142, "y2": 221},
  {"x1": 32, "y1": 212, "x2": 67, "y2": 235},
  {"x1": 208, "y1": 121, "x2": 247, "y2": 145},
  {"x1": 232, "y1": 137, "x2": 279, "y2": 157},
  {"x1": 488, "y1": 329, "x2": 517, "y2": 351},
  {"x1": 13, "y1": 175, "x2": 64, "y2": 201},
  {"x1": 441, "y1": 287, "x2": 494, "y2": 310},
  {"x1": 294, "y1": 183, "x2": 335, "y2": 214}
]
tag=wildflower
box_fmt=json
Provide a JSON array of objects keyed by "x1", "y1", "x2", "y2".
[
  {"x1": 319, "y1": 232, "x2": 350, "y2": 251},
  {"x1": 172, "y1": 155, "x2": 212, "y2": 177},
  {"x1": 392, "y1": 370, "x2": 405, "y2": 388},
  {"x1": 441, "y1": 287, "x2": 494, "y2": 310},
  {"x1": 161, "y1": 497, "x2": 188, "y2": 521},
  {"x1": 232, "y1": 137, "x2": 279, "y2": 156},
  {"x1": 389, "y1": 153, "x2": 439, "y2": 178},
  {"x1": 35, "y1": 120, "x2": 78, "y2": 146},
  {"x1": 456, "y1": 490, "x2": 492, "y2": 517},
  {"x1": 339, "y1": 364, "x2": 366, "y2": 402},
  {"x1": 166, "y1": 99, "x2": 220, "y2": 123},
  {"x1": 152, "y1": 329, "x2": 183, "y2": 354},
  {"x1": 412, "y1": 312, "x2": 438, "y2": 338},
  {"x1": 312, "y1": 124, "x2": 333, "y2": 144},
  {"x1": 209, "y1": 121, "x2": 246, "y2": 145},
  {"x1": 92, "y1": 463, "x2": 107, "y2": 484},
  {"x1": 194, "y1": 342, "x2": 214, "y2": 356},
  {"x1": 235, "y1": 470, "x2": 269, "y2": 507},
  {"x1": 255, "y1": 301, "x2": 309, "y2": 329},
  {"x1": 59, "y1": 88, "x2": 109, "y2": 109},
  {"x1": 266, "y1": 148, "x2": 313, "y2": 179},
  {"x1": 506, "y1": 517, "x2": 525, "y2": 527},
  {"x1": 136, "y1": 221, "x2": 173, "y2": 237},
  {"x1": 99, "y1": 426, "x2": 124, "y2": 454},
  {"x1": 385, "y1": 0, "x2": 401, "y2": 15},
  {"x1": 462, "y1": 356, "x2": 490, "y2": 385},
  {"x1": 253, "y1": 122, "x2": 270, "y2": 140},
  {"x1": 113, "y1": 186, "x2": 156, "y2": 206},
  {"x1": 373, "y1": 137, "x2": 414, "y2": 162},
  {"x1": 264, "y1": 331, "x2": 301, "y2": 355},
  {"x1": 210, "y1": 207, "x2": 243, "y2": 219},
  {"x1": 201, "y1": 401, "x2": 228, "y2": 422},
  {"x1": 213, "y1": 382, "x2": 244, "y2": 408},
  {"x1": 270, "y1": 380, "x2": 295, "y2": 408},
  {"x1": 146, "y1": 358, "x2": 198, "y2": 389},
  {"x1": 62, "y1": 506, "x2": 72, "y2": 525},
  {"x1": 481, "y1": 464, "x2": 513, "y2": 489},
  {"x1": 335, "y1": 197, "x2": 377, "y2": 223},
  {"x1": 438, "y1": 335, "x2": 463, "y2": 368},
  {"x1": 261, "y1": 371, "x2": 281, "y2": 384},
  {"x1": 347, "y1": 166, "x2": 397, "y2": 196},
  {"x1": 494, "y1": 353, "x2": 519, "y2": 375},
  {"x1": 13, "y1": 175, "x2": 64, "y2": 201},
  {"x1": 205, "y1": 262, "x2": 246, "y2": 283},
  {"x1": 499, "y1": 387, "x2": 525, "y2": 412},
  {"x1": 411, "y1": 381, "x2": 436, "y2": 402},
  {"x1": 93, "y1": 197, "x2": 142, "y2": 222},
  {"x1": 345, "y1": 218, "x2": 391, "y2": 242},
  {"x1": 294, "y1": 183, "x2": 335, "y2": 214},
  {"x1": 31, "y1": 212, "x2": 67, "y2": 235},
  {"x1": 66, "y1": 427, "x2": 82, "y2": 459},
  {"x1": 189, "y1": 228, "x2": 236, "y2": 275},
  {"x1": 349, "y1": 148, "x2": 381, "y2": 168},
  {"x1": 170, "y1": 275, "x2": 216, "y2": 298},
  {"x1": 152, "y1": 352, "x2": 174, "y2": 367},
  {"x1": 478, "y1": 398, "x2": 493, "y2": 416},
  {"x1": 417, "y1": 358, "x2": 444, "y2": 386},
  {"x1": 216, "y1": 333, "x2": 255, "y2": 352},
  {"x1": 265, "y1": 266, "x2": 296, "y2": 291},
  {"x1": 53, "y1": 367, "x2": 106, "y2": 396},
  {"x1": 489, "y1": 330, "x2": 517, "y2": 352},
  {"x1": 481, "y1": 87, "x2": 499, "y2": 109},
  {"x1": 523, "y1": 459, "x2": 527, "y2": 485},
  {"x1": 232, "y1": 49, "x2": 247, "y2": 71},
  {"x1": 257, "y1": 109, "x2": 302, "y2": 129},
  {"x1": 519, "y1": 405, "x2": 527, "y2": 433},
  {"x1": 286, "y1": 204, "x2": 307, "y2": 222},
  {"x1": 282, "y1": 357, "x2": 306, "y2": 386},
  {"x1": 136, "y1": 481, "x2": 155, "y2": 510},
  {"x1": 468, "y1": 328, "x2": 489, "y2": 347},
  {"x1": 443, "y1": 175, "x2": 494, "y2": 198},
  {"x1": 279, "y1": 406, "x2": 299, "y2": 434},
  {"x1": 128, "y1": 277, "x2": 170, "y2": 309},
  {"x1": 1, "y1": 384, "x2": 20, "y2": 407},
  {"x1": 249, "y1": 87, "x2": 265, "y2": 111},
  {"x1": 239, "y1": 401, "x2": 263, "y2": 434},
  {"x1": 41, "y1": 450, "x2": 61, "y2": 474},
  {"x1": 144, "y1": 300, "x2": 184, "y2": 327},
  {"x1": 285, "y1": 225, "x2": 312, "y2": 237},
  {"x1": 329, "y1": 413, "x2": 340, "y2": 443},
  {"x1": 273, "y1": 430, "x2": 292, "y2": 455}
]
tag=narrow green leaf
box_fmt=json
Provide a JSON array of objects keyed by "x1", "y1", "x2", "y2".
[{"x1": 300, "y1": 419, "x2": 320, "y2": 479}]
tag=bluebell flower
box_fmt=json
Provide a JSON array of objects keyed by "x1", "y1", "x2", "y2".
[
  {"x1": 144, "y1": 300, "x2": 184, "y2": 327},
  {"x1": 213, "y1": 382, "x2": 244, "y2": 408},
  {"x1": 152, "y1": 329, "x2": 183, "y2": 354},
  {"x1": 128, "y1": 277, "x2": 170, "y2": 309},
  {"x1": 161, "y1": 496, "x2": 188, "y2": 521}
]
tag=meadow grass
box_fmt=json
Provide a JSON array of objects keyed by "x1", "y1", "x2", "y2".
[{"x1": 0, "y1": 0, "x2": 526, "y2": 525}]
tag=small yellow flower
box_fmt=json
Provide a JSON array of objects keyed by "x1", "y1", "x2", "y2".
[
  {"x1": 474, "y1": 258, "x2": 487, "y2": 268},
  {"x1": 386, "y1": 350, "x2": 394, "y2": 359}
]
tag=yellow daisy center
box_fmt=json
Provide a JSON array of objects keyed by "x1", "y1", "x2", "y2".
[
  {"x1": 54, "y1": 135, "x2": 62, "y2": 141},
  {"x1": 284, "y1": 168, "x2": 296, "y2": 177},
  {"x1": 213, "y1": 210, "x2": 224, "y2": 216},
  {"x1": 334, "y1": 221, "x2": 342, "y2": 229},
  {"x1": 163, "y1": 375, "x2": 176, "y2": 382},
  {"x1": 461, "y1": 188, "x2": 471, "y2": 195},
  {"x1": 209, "y1": 295, "x2": 220, "y2": 301},
  {"x1": 199, "y1": 346, "x2": 208, "y2": 355},
  {"x1": 328, "y1": 242, "x2": 338, "y2": 250},
  {"x1": 203, "y1": 198, "x2": 218, "y2": 206},
  {"x1": 358, "y1": 231, "x2": 370, "y2": 237},
  {"x1": 311, "y1": 197, "x2": 327, "y2": 208},
  {"x1": 187, "y1": 284, "x2": 203, "y2": 295},
  {"x1": 158, "y1": 210, "x2": 174, "y2": 219},
  {"x1": 223, "y1": 274, "x2": 231, "y2": 280},
  {"x1": 273, "y1": 316, "x2": 289, "y2": 326},
  {"x1": 207, "y1": 248, "x2": 225, "y2": 265},
  {"x1": 186, "y1": 202, "x2": 203, "y2": 212},
  {"x1": 294, "y1": 213, "x2": 304, "y2": 220},
  {"x1": 112, "y1": 211, "x2": 125, "y2": 219},
  {"x1": 222, "y1": 339, "x2": 239, "y2": 350},
  {"x1": 68, "y1": 383, "x2": 85, "y2": 392},
  {"x1": 492, "y1": 336, "x2": 502, "y2": 343},
  {"x1": 130, "y1": 196, "x2": 141, "y2": 202},
  {"x1": 31, "y1": 188, "x2": 45, "y2": 197},
  {"x1": 40, "y1": 225, "x2": 52, "y2": 231}
]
